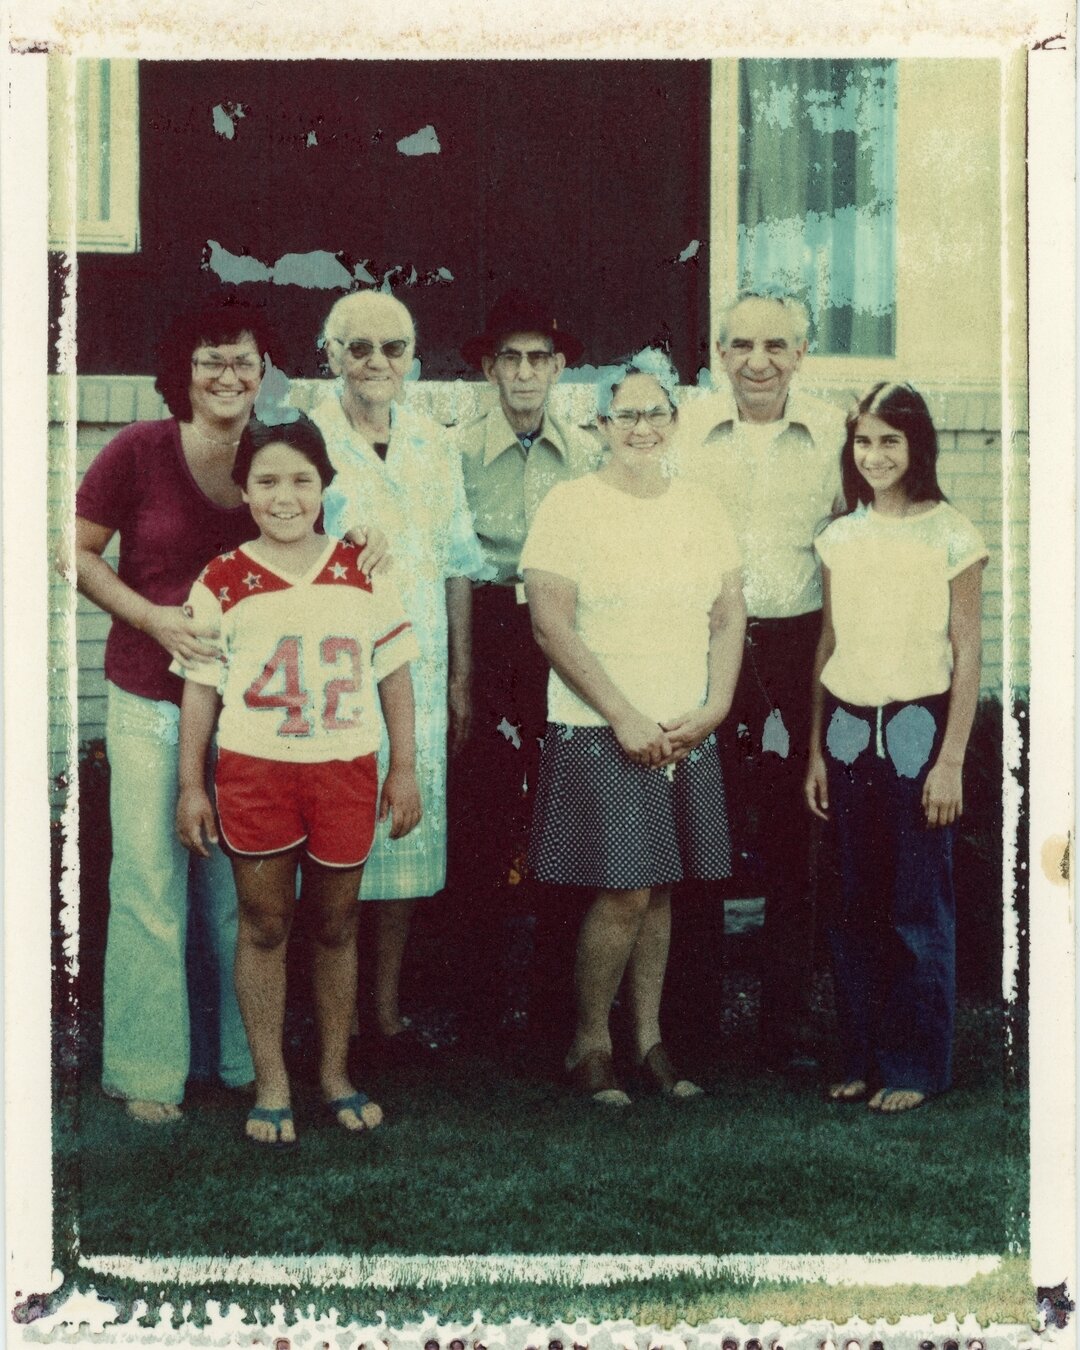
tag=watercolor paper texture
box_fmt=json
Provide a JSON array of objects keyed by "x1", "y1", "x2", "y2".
[{"x1": 1, "y1": 0, "x2": 1074, "y2": 1345}]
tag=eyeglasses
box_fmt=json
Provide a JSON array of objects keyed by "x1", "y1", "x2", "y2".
[
  {"x1": 337, "y1": 338, "x2": 411, "y2": 361},
  {"x1": 606, "y1": 406, "x2": 674, "y2": 428},
  {"x1": 494, "y1": 348, "x2": 556, "y2": 372},
  {"x1": 192, "y1": 355, "x2": 263, "y2": 379}
]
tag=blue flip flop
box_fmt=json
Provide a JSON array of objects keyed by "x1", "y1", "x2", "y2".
[
  {"x1": 246, "y1": 1105, "x2": 297, "y2": 1150},
  {"x1": 325, "y1": 1091, "x2": 381, "y2": 1133}
]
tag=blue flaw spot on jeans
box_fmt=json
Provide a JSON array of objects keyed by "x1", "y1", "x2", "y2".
[
  {"x1": 825, "y1": 705, "x2": 870, "y2": 764},
  {"x1": 761, "y1": 708, "x2": 790, "y2": 758},
  {"x1": 885, "y1": 703, "x2": 936, "y2": 778}
]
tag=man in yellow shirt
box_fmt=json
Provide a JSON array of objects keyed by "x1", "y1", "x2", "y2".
[
  {"x1": 449, "y1": 292, "x2": 599, "y2": 1060},
  {"x1": 678, "y1": 291, "x2": 845, "y2": 1073}
]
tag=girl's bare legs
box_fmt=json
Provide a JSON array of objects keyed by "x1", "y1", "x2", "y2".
[
  {"x1": 304, "y1": 860, "x2": 383, "y2": 1131},
  {"x1": 567, "y1": 887, "x2": 650, "y2": 1070},
  {"x1": 232, "y1": 851, "x2": 299, "y2": 1145},
  {"x1": 375, "y1": 898, "x2": 417, "y2": 1038}
]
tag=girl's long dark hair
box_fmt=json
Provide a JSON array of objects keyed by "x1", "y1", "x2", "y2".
[{"x1": 838, "y1": 381, "x2": 947, "y2": 514}]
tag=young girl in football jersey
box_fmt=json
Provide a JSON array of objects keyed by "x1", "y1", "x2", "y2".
[
  {"x1": 804, "y1": 382, "x2": 987, "y2": 1114},
  {"x1": 176, "y1": 414, "x2": 421, "y2": 1148}
]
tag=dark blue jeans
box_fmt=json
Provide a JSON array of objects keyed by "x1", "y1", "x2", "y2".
[{"x1": 823, "y1": 691, "x2": 956, "y2": 1095}]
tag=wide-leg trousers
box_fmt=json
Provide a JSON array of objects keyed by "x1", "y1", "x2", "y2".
[{"x1": 101, "y1": 683, "x2": 253, "y2": 1103}]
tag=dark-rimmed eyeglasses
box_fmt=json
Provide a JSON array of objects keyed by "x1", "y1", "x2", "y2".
[
  {"x1": 494, "y1": 348, "x2": 556, "y2": 372},
  {"x1": 338, "y1": 338, "x2": 411, "y2": 361},
  {"x1": 192, "y1": 355, "x2": 263, "y2": 379},
  {"x1": 606, "y1": 406, "x2": 674, "y2": 428}
]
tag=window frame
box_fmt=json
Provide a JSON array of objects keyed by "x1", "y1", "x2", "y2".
[
  {"x1": 709, "y1": 57, "x2": 901, "y2": 389},
  {"x1": 48, "y1": 57, "x2": 140, "y2": 255}
]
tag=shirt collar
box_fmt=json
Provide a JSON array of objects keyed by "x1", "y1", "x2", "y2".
[
  {"x1": 699, "y1": 382, "x2": 818, "y2": 439},
  {"x1": 482, "y1": 402, "x2": 569, "y2": 466}
]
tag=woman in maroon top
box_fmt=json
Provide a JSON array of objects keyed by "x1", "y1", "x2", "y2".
[
  {"x1": 74, "y1": 301, "x2": 277, "y2": 1123},
  {"x1": 74, "y1": 301, "x2": 278, "y2": 1123}
]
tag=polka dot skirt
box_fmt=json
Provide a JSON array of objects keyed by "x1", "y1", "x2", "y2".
[{"x1": 527, "y1": 723, "x2": 733, "y2": 890}]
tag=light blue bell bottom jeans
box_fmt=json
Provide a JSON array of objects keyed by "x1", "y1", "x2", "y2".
[{"x1": 101, "y1": 682, "x2": 253, "y2": 1104}]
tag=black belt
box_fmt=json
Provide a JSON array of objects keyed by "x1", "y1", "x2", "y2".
[
  {"x1": 746, "y1": 611, "x2": 821, "y2": 631},
  {"x1": 474, "y1": 580, "x2": 529, "y2": 607}
]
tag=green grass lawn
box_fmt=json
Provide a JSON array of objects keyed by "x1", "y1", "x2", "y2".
[
  {"x1": 59, "y1": 1006, "x2": 1026, "y2": 1261},
  {"x1": 50, "y1": 705, "x2": 1030, "y2": 1327}
]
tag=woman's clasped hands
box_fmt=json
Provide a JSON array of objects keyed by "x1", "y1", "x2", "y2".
[
  {"x1": 611, "y1": 708, "x2": 672, "y2": 766},
  {"x1": 662, "y1": 705, "x2": 725, "y2": 758},
  {"x1": 612, "y1": 705, "x2": 723, "y2": 769}
]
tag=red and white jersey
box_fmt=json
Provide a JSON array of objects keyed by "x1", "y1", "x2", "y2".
[{"x1": 178, "y1": 538, "x2": 419, "y2": 763}]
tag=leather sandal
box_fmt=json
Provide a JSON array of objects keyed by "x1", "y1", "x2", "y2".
[
  {"x1": 567, "y1": 1049, "x2": 630, "y2": 1105},
  {"x1": 638, "y1": 1043, "x2": 704, "y2": 1099}
]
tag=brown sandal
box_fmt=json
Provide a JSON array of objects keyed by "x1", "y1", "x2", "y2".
[
  {"x1": 567, "y1": 1049, "x2": 629, "y2": 1104},
  {"x1": 638, "y1": 1043, "x2": 704, "y2": 1099}
]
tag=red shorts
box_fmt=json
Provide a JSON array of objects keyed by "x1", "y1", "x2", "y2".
[{"x1": 215, "y1": 749, "x2": 378, "y2": 869}]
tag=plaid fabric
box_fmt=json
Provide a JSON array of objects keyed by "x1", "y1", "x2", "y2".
[{"x1": 360, "y1": 711, "x2": 446, "y2": 900}]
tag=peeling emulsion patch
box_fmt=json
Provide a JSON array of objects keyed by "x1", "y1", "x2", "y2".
[
  {"x1": 203, "y1": 241, "x2": 455, "y2": 293},
  {"x1": 826, "y1": 706, "x2": 871, "y2": 766},
  {"x1": 396, "y1": 124, "x2": 442, "y2": 155},
  {"x1": 202, "y1": 240, "x2": 273, "y2": 285},
  {"x1": 761, "y1": 708, "x2": 790, "y2": 759},
  {"x1": 254, "y1": 359, "x2": 301, "y2": 425},
  {"x1": 211, "y1": 102, "x2": 247, "y2": 139},
  {"x1": 883, "y1": 705, "x2": 936, "y2": 780},
  {"x1": 497, "y1": 717, "x2": 522, "y2": 750},
  {"x1": 274, "y1": 251, "x2": 355, "y2": 290},
  {"x1": 18, "y1": 1276, "x2": 1038, "y2": 1350},
  {"x1": 677, "y1": 240, "x2": 702, "y2": 262},
  {"x1": 1034, "y1": 1283, "x2": 1074, "y2": 1330}
]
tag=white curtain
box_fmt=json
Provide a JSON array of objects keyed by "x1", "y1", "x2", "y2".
[{"x1": 738, "y1": 59, "x2": 897, "y2": 357}]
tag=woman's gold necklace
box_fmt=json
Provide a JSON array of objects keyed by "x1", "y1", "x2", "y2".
[{"x1": 190, "y1": 424, "x2": 240, "y2": 450}]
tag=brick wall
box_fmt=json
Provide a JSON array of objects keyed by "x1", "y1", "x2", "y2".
[{"x1": 48, "y1": 375, "x2": 1029, "y2": 809}]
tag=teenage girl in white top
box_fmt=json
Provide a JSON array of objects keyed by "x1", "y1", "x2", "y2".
[{"x1": 805, "y1": 382, "x2": 987, "y2": 1114}]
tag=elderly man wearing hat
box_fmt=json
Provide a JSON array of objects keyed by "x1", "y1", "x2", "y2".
[{"x1": 448, "y1": 291, "x2": 600, "y2": 1060}]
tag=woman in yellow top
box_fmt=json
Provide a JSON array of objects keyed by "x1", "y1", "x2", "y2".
[{"x1": 522, "y1": 349, "x2": 746, "y2": 1105}]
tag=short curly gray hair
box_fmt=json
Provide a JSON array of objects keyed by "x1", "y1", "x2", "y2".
[{"x1": 595, "y1": 348, "x2": 680, "y2": 419}]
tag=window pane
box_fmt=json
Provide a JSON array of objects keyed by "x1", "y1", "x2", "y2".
[
  {"x1": 75, "y1": 59, "x2": 89, "y2": 222},
  {"x1": 99, "y1": 60, "x2": 111, "y2": 220},
  {"x1": 738, "y1": 59, "x2": 897, "y2": 357}
]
